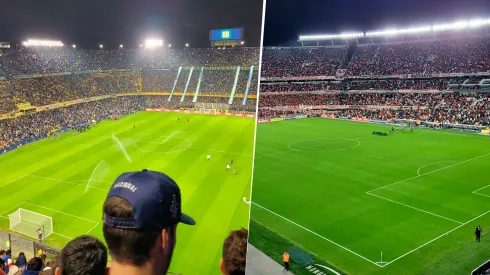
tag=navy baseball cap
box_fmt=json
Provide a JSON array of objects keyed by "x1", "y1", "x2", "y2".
[{"x1": 103, "y1": 169, "x2": 195, "y2": 229}]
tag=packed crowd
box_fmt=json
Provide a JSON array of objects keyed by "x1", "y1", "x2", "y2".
[
  {"x1": 0, "y1": 171, "x2": 248, "y2": 275},
  {"x1": 0, "y1": 47, "x2": 259, "y2": 78},
  {"x1": 259, "y1": 91, "x2": 490, "y2": 125},
  {"x1": 0, "y1": 97, "x2": 143, "y2": 151},
  {"x1": 0, "y1": 73, "x2": 139, "y2": 113},
  {"x1": 261, "y1": 47, "x2": 347, "y2": 78},
  {"x1": 260, "y1": 79, "x2": 457, "y2": 93},
  {"x1": 347, "y1": 37, "x2": 490, "y2": 76}
]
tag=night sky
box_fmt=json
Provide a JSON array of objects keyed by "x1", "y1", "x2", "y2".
[
  {"x1": 264, "y1": 0, "x2": 490, "y2": 46},
  {"x1": 0, "y1": 0, "x2": 264, "y2": 49}
]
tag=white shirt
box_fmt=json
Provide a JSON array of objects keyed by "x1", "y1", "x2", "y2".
[
  {"x1": 207, "y1": 155, "x2": 211, "y2": 159},
  {"x1": 226, "y1": 165, "x2": 230, "y2": 169}
]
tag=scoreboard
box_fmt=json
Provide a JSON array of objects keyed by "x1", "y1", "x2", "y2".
[{"x1": 209, "y1": 28, "x2": 243, "y2": 47}]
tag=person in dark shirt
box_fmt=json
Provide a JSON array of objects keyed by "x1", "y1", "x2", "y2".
[{"x1": 476, "y1": 225, "x2": 482, "y2": 242}]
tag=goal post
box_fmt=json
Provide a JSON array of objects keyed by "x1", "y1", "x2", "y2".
[{"x1": 8, "y1": 208, "x2": 53, "y2": 242}]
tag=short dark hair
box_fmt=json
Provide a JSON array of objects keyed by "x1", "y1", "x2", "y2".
[
  {"x1": 60, "y1": 235, "x2": 107, "y2": 275},
  {"x1": 103, "y1": 196, "x2": 163, "y2": 266},
  {"x1": 0, "y1": 250, "x2": 4, "y2": 255},
  {"x1": 222, "y1": 228, "x2": 248, "y2": 275},
  {"x1": 27, "y1": 257, "x2": 44, "y2": 271},
  {"x1": 0, "y1": 258, "x2": 4, "y2": 269},
  {"x1": 40, "y1": 254, "x2": 47, "y2": 261}
]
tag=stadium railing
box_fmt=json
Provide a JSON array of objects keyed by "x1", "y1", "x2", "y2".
[{"x1": 0, "y1": 229, "x2": 61, "y2": 262}]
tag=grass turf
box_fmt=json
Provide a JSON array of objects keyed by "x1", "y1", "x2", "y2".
[
  {"x1": 0, "y1": 111, "x2": 254, "y2": 275},
  {"x1": 249, "y1": 118, "x2": 490, "y2": 275}
]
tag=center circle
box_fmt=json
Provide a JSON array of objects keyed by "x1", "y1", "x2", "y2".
[
  {"x1": 288, "y1": 138, "x2": 361, "y2": 152},
  {"x1": 133, "y1": 136, "x2": 192, "y2": 153}
]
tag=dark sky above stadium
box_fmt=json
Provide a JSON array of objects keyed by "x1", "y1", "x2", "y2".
[
  {"x1": 0, "y1": 0, "x2": 263, "y2": 49},
  {"x1": 264, "y1": 0, "x2": 490, "y2": 46}
]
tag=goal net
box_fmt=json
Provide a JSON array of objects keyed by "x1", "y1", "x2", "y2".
[{"x1": 8, "y1": 208, "x2": 53, "y2": 241}]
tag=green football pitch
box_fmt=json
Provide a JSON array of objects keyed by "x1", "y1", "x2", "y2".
[
  {"x1": 250, "y1": 118, "x2": 490, "y2": 275},
  {"x1": 0, "y1": 111, "x2": 255, "y2": 275}
]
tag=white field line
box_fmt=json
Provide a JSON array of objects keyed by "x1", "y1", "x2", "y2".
[
  {"x1": 85, "y1": 223, "x2": 100, "y2": 235},
  {"x1": 0, "y1": 174, "x2": 30, "y2": 188},
  {"x1": 257, "y1": 136, "x2": 368, "y2": 158},
  {"x1": 473, "y1": 185, "x2": 490, "y2": 198},
  {"x1": 366, "y1": 192, "x2": 463, "y2": 224},
  {"x1": 382, "y1": 209, "x2": 490, "y2": 267},
  {"x1": 416, "y1": 161, "x2": 457, "y2": 176},
  {"x1": 30, "y1": 175, "x2": 109, "y2": 192},
  {"x1": 0, "y1": 203, "x2": 25, "y2": 217},
  {"x1": 22, "y1": 202, "x2": 98, "y2": 224},
  {"x1": 473, "y1": 184, "x2": 490, "y2": 194},
  {"x1": 252, "y1": 202, "x2": 381, "y2": 267},
  {"x1": 86, "y1": 133, "x2": 253, "y2": 157},
  {"x1": 368, "y1": 152, "x2": 490, "y2": 193}
]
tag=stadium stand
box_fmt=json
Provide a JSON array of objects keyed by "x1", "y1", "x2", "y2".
[
  {"x1": 259, "y1": 34, "x2": 490, "y2": 129},
  {"x1": 0, "y1": 47, "x2": 259, "y2": 153}
]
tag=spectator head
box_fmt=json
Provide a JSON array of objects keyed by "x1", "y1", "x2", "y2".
[
  {"x1": 0, "y1": 258, "x2": 4, "y2": 271},
  {"x1": 0, "y1": 250, "x2": 5, "y2": 256},
  {"x1": 15, "y1": 252, "x2": 27, "y2": 267},
  {"x1": 27, "y1": 257, "x2": 43, "y2": 271},
  {"x1": 220, "y1": 228, "x2": 248, "y2": 275},
  {"x1": 102, "y1": 170, "x2": 195, "y2": 275},
  {"x1": 5, "y1": 250, "x2": 10, "y2": 257},
  {"x1": 40, "y1": 254, "x2": 47, "y2": 263},
  {"x1": 54, "y1": 235, "x2": 107, "y2": 275}
]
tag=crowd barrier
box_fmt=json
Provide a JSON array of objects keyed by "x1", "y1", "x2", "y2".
[
  {"x1": 145, "y1": 108, "x2": 256, "y2": 118},
  {"x1": 0, "y1": 230, "x2": 61, "y2": 263}
]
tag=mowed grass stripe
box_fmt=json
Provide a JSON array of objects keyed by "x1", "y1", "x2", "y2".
[
  {"x1": 251, "y1": 118, "x2": 490, "y2": 275},
  {"x1": 1, "y1": 112, "x2": 254, "y2": 275}
]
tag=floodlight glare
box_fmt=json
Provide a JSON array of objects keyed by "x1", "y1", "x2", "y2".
[
  {"x1": 168, "y1": 44, "x2": 172, "y2": 47},
  {"x1": 145, "y1": 39, "x2": 163, "y2": 48},
  {"x1": 99, "y1": 44, "x2": 103, "y2": 49},
  {"x1": 185, "y1": 43, "x2": 190, "y2": 47},
  {"x1": 72, "y1": 44, "x2": 76, "y2": 48},
  {"x1": 22, "y1": 39, "x2": 64, "y2": 47},
  {"x1": 119, "y1": 44, "x2": 123, "y2": 48}
]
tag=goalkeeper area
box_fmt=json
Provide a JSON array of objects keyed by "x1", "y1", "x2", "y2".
[
  {"x1": 250, "y1": 118, "x2": 490, "y2": 275},
  {"x1": 0, "y1": 111, "x2": 254, "y2": 275},
  {"x1": 8, "y1": 208, "x2": 54, "y2": 241}
]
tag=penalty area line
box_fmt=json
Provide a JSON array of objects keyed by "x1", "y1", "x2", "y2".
[
  {"x1": 251, "y1": 202, "x2": 381, "y2": 267},
  {"x1": 366, "y1": 192, "x2": 463, "y2": 224},
  {"x1": 382, "y1": 209, "x2": 490, "y2": 267}
]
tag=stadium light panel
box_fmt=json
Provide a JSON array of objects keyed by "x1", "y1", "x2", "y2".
[
  {"x1": 299, "y1": 32, "x2": 364, "y2": 41},
  {"x1": 119, "y1": 44, "x2": 123, "y2": 48},
  {"x1": 72, "y1": 44, "x2": 76, "y2": 48},
  {"x1": 241, "y1": 41, "x2": 245, "y2": 45},
  {"x1": 22, "y1": 39, "x2": 64, "y2": 47},
  {"x1": 145, "y1": 39, "x2": 163, "y2": 48},
  {"x1": 99, "y1": 44, "x2": 103, "y2": 49},
  {"x1": 301, "y1": 17, "x2": 490, "y2": 40},
  {"x1": 185, "y1": 43, "x2": 190, "y2": 47},
  {"x1": 168, "y1": 44, "x2": 171, "y2": 48}
]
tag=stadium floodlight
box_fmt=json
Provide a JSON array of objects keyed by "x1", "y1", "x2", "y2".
[
  {"x1": 185, "y1": 43, "x2": 190, "y2": 47},
  {"x1": 119, "y1": 44, "x2": 123, "y2": 49},
  {"x1": 22, "y1": 39, "x2": 64, "y2": 47},
  {"x1": 72, "y1": 44, "x2": 76, "y2": 49},
  {"x1": 298, "y1": 32, "x2": 364, "y2": 41},
  {"x1": 366, "y1": 26, "x2": 431, "y2": 36},
  {"x1": 168, "y1": 44, "x2": 171, "y2": 48},
  {"x1": 99, "y1": 44, "x2": 103, "y2": 49},
  {"x1": 241, "y1": 41, "x2": 245, "y2": 45},
  {"x1": 145, "y1": 39, "x2": 163, "y2": 48},
  {"x1": 140, "y1": 44, "x2": 143, "y2": 48}
]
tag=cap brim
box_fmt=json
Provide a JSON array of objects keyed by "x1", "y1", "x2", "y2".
[{"x1": 180, "y1": 213, "x2": 195, "y2": 225}]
